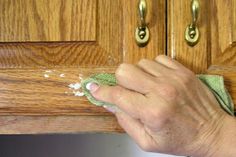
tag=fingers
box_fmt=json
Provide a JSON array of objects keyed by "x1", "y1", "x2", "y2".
[
  {"x1": 137, "y1": 59, "x2": 173, "y2": 77},
  {"x1": 113, "y1": 56, "x2": 183, "y2": 94},
  {"x1": 91, "y1": 84, "x2": 147, "y2": 119},
  {"x1": 155, "y1": 55, "x2": 185, "y2": 70},
  {"x1": 115, "y1": 63, "x2": 156, "y2": 94},
  {"x1": 115, "y1": 111, "x2": 157, "y2": 152}
]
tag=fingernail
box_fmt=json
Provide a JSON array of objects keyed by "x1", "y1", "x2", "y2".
[
  {"x1": 86, "y1": 82, "x2": 99, "y2": 93},
  {"x1": 103, "y1": 105, "x2": 117, "y2": 114}
]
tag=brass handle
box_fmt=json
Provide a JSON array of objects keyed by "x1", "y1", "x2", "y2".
[
  {"x1": 185, "y1": 0, "x2": 200, "y2": 47},
  {"x1": 135, "y1": 0, "x2": 150, "y2": 47},
  {"x1": 139, "y1": 0, "x2": 147, "y2": 28}
]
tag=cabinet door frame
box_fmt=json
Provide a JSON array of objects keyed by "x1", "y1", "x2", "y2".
[{"x1": 0, "y1": 0, "x2": 166, "y2": 134}]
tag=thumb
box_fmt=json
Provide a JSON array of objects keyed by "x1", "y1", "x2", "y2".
[{"x1": 86, "y1": 82, "x2": 147, "y2": 119}]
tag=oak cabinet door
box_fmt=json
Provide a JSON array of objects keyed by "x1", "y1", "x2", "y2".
[
  {"x1": 0, "y1": 0, "x2": 166, "y2": 134},
  {"x1": 168, "y1": 0, "x2": 236, "y2": 111}
]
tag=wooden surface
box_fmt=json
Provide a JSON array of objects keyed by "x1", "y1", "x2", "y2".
[
  {"x1": 0, "y1": 116, "x2": 123, "y2": 134},
  {"x1": 210, "y1": 0, "x2": 236, "y2": 66},
  {"x1": 0, "y1": 0, "x2": 124, "y2": 68},
  {"x1": 167, "y1": 0, "x2": 209, "y2": 73},
  {"x1": 0, "y1": 67, "x2": 116, "y2": 115},
  {"x1": 122, "y1": 0, "x2": 166, "y2": 63},
  {"x1": 168, "y1": 0, "x2": 236, "y2": 110},
  {"x1": 0, "y1": 0, "x2": 96, "y2": 42},
  {"x1": 0, "y1": 0, "x2": 166, "y2": 133},
  {"x1": 0, "y1": 42, "x2": 116, "y2": 67}
]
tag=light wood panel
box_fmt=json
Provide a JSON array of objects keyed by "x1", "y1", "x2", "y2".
[
  {"x1": 0, "y1": 0, "x2": 96, "y2": 42},
  {"x1": 0, "y1": 116, "x2": 123, "y2": 134},
  {"x1": 210, "y1": 0, "x2": 236, "y2": 66},
  {"x1": 0, "y1": 67, "x2": 117, "y2": 115},
  {"x1": 123, "y1": 0, "x2": 166, "y2": 63},
  {"x1": 168, "y1": 0, "x2": 236, "y2": 111},
  {"x1": 167, "y1": 0, "x2": 209, "y2": 73},
  {"x1": 0, "y1": 42, "x2": 113, "y2": 67},
  {"x1": 0, "y1": 0, "x2": 124, "y2": 68}
]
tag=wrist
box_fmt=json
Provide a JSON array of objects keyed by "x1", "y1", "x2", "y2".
[
  {"x1": 189, "y1": 111, "x2": 236, "y2": 157},
  {"x1": 209, "y1": 115, "x2": 236, "y2": 157},
  {"x1": 200, "y1": 115, "x2": 236, "y2": 157}
]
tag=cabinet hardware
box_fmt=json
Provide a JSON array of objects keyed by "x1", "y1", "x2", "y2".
[
  {"x1": 185, "y1": 0, "x2": 200, "y2": 47},
  {"x1": 135, "y1": 0, "x2": 150, "y2": 47}
]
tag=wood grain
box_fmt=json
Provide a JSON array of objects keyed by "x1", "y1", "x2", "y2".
[
  {"x1": 0, "y1": 42, "x2": 119, "y2": 67},
  {"x1": 210, "y1": 0, "x2": 236, "y2": 66},
  {"x1": 123, "y1": 0, "x2": 166, "y2": 63},
  {"x1": 0, "y1": 116, "x2": 123, "y2": 134},
  {"x1": 167, "y1": 0, "x2": 209, "y2": 73},
  {"x1": 96, "y1": 0, "x2": 123, "y2": 65},
  {"x1": 0, "y1": 0, "x2": 96, "y2": 42},
  {"x1": 0, "y1": 0, "x2": 124, "y2": 68},
  {"x1": 0, "y1": 67, "x2": 118, "y2": 115}
]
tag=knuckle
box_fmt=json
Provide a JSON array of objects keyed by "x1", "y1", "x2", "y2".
[
  {"x1": 145, "y1": 114, "x2": 158, "y2": 125},
  {"x1": 163, "y1": 85, "x2": 178, "y2": 98},
  {"x1": 111, "y1": 87, "x2": 126, "y2": 105},
  {"x1": 177, "y1": 70, "x2": 195, "y2": 85},
  {"x1": 138, "y1": 58, "x2": 149, "y2": 66},
  {"x1": 154, "y1": 83, "x2": 178, "y2": 100},
  {"x1": 155, "y1": 55, "x2": 168, "y2": 61},
  {"x1": 115, "y1": 63, "x2": 131, "y2": 79},
  {"x1": 145, "y1": 109, "x2": 167, "y2": 128}
]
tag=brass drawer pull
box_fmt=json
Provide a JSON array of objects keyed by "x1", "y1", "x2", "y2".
[
  {"x1": 135, "y1": 0, "x2": 150, "y2": 47},
  {"x1": 185, "y1": 0, "x2": 200, "y2": 47}
]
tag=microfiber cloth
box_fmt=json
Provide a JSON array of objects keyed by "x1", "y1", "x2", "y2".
[{"x1": 81, "y1": 73, "x2": 235, "y2": 116}]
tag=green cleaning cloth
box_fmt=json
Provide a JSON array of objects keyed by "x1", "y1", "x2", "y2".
[
  {"x1": 81, "y1": 73, "x2": 235, "y2": 116},
  {"x1": 198, "y1": 75, "x2": 234, "y2": 116}
]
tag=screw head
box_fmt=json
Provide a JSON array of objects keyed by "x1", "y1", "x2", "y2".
[
  {"x1": 189, "y1": 29, "x2": 196, "y2": 38},
  {"x1": 135, "y1": 26, "x2": 150, "y2": 47},
  {"x1": 185, "y1": 25, "x2": 200, "y2": 47},
  {"x1": 139, "y1": 30, "x2": 146, "y2": 39}
]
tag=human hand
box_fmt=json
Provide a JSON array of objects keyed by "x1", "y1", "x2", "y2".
[{"x1": 87, "y1": 55, "x2": 234, "y2": 157}]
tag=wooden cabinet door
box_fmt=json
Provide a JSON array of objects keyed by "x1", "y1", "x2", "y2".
[
  {"x1": 0, "y1": 0, "x2": 166, "y2": 134},
  {"x1": 168, "y1": 0, "x2": 236, "y2": 111}
]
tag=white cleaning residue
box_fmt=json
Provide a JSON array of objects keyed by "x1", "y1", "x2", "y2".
[
  {"x1": 69, "y1": 83, "x2": 81, "y2": 90},
  {"x1": 43, "y1": 70, "x2": 53, "y2": 78},
  {"x1": 60, "y1": 73, "x2": 65, "y2": 78},
  {"x1": 44, "y1": 74, "x2": 49, "y2": 78},
  {"x1": 68, "y1": 83, "x2": 84, "y2": 97},
  {"x1": 73, "y1": 91, "x2": 85, "y2": 97}
]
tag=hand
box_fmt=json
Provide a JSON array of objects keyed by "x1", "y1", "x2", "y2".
[{"x1": 88, "y1": 55, "x2": 235, "y2": 157}]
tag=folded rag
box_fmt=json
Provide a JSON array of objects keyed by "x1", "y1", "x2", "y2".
[{"x1": 81, "y1": 73, "x2": 235, "y2": 116}]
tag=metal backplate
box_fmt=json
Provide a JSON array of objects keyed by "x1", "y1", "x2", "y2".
[{"x1": 135, "y1": 26, "x2": 150, "y2": 47}]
